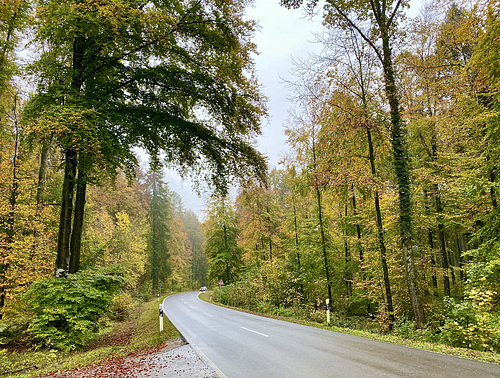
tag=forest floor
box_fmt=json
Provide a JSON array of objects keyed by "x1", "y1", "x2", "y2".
[{"x1": 2, "y1": 297, "x2": 218, "y2": 377}]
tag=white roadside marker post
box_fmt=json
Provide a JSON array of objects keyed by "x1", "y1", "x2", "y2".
[
  {"x1": 159, "y1": 303, "x2": 164, "y2": 332},
  {"x1": 326, "y1": 298, "x2": 331, "y2": 325}
]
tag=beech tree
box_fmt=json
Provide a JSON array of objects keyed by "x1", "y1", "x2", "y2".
[{"x1": 25, "y1": 0, "x2": 267, "y2": 276}]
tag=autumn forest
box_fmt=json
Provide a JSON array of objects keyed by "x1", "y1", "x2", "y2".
[{"x1": 1, "y1": 0, "x2": 500, "y2": 356}]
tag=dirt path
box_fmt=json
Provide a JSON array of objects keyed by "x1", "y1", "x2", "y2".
[{"x1": 43, "y1": 338, "x2": 219, "y2": 377}]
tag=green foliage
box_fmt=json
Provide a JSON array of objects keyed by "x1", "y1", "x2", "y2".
[
  {"x1": 0, "y1": 298, "x2": 179, "y2": 376},
  {"x1": 26, "y1": 0, "x2": 267, "y2": 193},
  {"x1": 204, "y1": 196, "x2": 243, "y2": 284},
  {"x1": 24, "y1": 267, "x2": 124, "y2": 351},
  {"x1": 0, "y1": 316, "x2": 30, "y2": 346},
  {"x1": 109, "y1": 293, "x2": 133, "y2": 322},
  {"x1": 147, "y1": 171, "x2": 173, "y2": 294},
  {"x1": 440, "y1": 290, "x2": 500, "y2": 352}
]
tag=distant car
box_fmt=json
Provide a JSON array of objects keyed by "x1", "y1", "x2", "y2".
[{"x1": 200, "y1": 286, "x2": 207, "y2": 292}]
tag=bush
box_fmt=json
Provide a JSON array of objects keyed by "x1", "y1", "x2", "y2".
[
  {"x1": 24, "y1": 267, "x2": 123, "y2": 351},
  {"x1": 109, "y1": 293, "x2": 133, "y2": 321},
  {"x1": 0, "y1": 316, "x2": 30, "y2": 346},
  {"x1": 440, "y1": 289, "x2": 500, "y2": 352}
]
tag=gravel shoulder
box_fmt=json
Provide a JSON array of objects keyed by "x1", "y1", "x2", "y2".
[{"x1": 43, "y1": 337, "x2": 219, "y2": 377}]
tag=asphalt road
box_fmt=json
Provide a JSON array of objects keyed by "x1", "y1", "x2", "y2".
[{"x1": 163, "y1": 292, "x2": 500, "y2": 378}]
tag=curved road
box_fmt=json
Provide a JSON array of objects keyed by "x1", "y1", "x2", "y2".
[{"x1": 163, "y1": 292, "x2": 500, "y2": 378}]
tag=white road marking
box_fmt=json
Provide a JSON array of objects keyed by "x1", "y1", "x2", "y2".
[
  {"x1": 204, "y1": 312, "x2": 213, "y2": 317},
  {"x1": 240, "y1": 326, "x2": 269, "y2": 337}
]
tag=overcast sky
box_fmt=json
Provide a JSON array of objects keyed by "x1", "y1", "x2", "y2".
[{"x1": 162, "y1": 0, "x2": 424, "y2": 217}]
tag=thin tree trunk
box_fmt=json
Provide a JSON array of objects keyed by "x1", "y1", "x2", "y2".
[
  {"x1": 293, "y1": 204, "x2": 304, "y2": 296},
  {"x1": 423, "y1": 190, "x2": 439, "y2": 298},
  {"x1": 36, "y1": 136, "x2": 53, "y2": 206},
  {"x1": 311, "y1": 125, "x2": 332, "y2": 305},
  {"x1": 430, "y1": 131, "x2": 451, "y2": 298},
  {"x1": 343, "y1": 203, "x2": 352, "y2": 297},
  {"x1": 316, "y1": 186, "x2": 332, "y2": 305},
  {"x1": 367, "y1": 128, "x2": 395, "y2": 328},
  {"x1": 0, "y1": 102, "x2": 20, "y2": 319},
  {"x1": 489, "y1": 163, "x2": 497, "y2": 209},
  {"x1": 351, "y1": 188, "x2": 363, "y2": 262},
  {"x1": 267, "y1": 205, "x2": 273, "y2": 262},
  {"x1": 31, "y1": 135, "x2": 54, "y2": 255},
  {"x1": 435, "y1": 188, "x2": 451, "y2": 297},
  {"x1": 56, "y1": 148, "x2": 77, "y2": 276}
]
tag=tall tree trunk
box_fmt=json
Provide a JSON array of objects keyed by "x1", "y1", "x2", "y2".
[
  {"x1": 429, "y1": 133, "x2": 451, "y2": 298},
  {"x1": 316, "y1": 186, "x2": 332, "y2": 305},
  {"x1": 351, "y1": 188, "x2": 363, "y2": 262},
  {"x1": 343, "y1": 202, "x2": 352, "y2": 297},
  {"x1": 267, "y1": 205, "x2": 273, "y2": 262},
  {"x1": 0, "y1": 103, "x2": 20, "y2": 319},
  {"x1": 381, "y1": 28, "x2": 425, "y2": 327},
  {"x1": 435, "y1": 186, "x2": 450, "y2": 298},
  {"x1": 31, "y1": 135, "x2": 54, "y2": 254},
  {"x1": 367, "y1": 128, "x2": 395, "y2": 329},
  {"x1": 424, "y1": 190, "x2": 439, "y2": 299},
  {"x1": 55, "y1": 34, "x2": 85, "y2": 276},
  {"x1": 69, "y1": 170, "x2": 87, "y2": 274},
  {"x1": 488, "y1": 157, "x2": 497, "y2": 209},
  {"x1": 293, "y1": 204, "x2": 304, "y2": 296},
  {"x1": 56, "y1": 148, "x2": 77, "y2": 276},
  {"x1": 36, "y1": 136, "x2": 53, "y2": 206},
  {"x1": 311, "y1": 125, "x2": 332, "y2": 305}
]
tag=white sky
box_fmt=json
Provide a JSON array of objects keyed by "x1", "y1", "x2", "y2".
[{"x1": 164, "y1": 0, "x2": 425, "y2": 217}]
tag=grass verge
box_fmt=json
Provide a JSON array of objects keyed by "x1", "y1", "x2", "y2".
[
  {"x1": 199, "y1": 292, "x2": 500, "y2": 364},
  {"x1": 0, "y1": 297, "x2": 179, "y2": 377}
]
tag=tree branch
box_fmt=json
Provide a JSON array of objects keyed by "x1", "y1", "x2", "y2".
[{"x1": 326, "y1": 0, "x2": 384, "y2": 64}]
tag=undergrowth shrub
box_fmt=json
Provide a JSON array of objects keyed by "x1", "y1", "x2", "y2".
[
  {"x1": 0, "y1": 316, "x2": 30, "y2": 346},
  {"x1": 109, "y1": 293, "x2": 133, "y2": 321},
  {"x1": 440, "y1": 289, "x2": 500, "y2": 352},
  {"x1": 24, "y1": 267, "x2": 124, "y2": 351}
]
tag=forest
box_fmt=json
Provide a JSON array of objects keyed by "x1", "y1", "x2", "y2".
[
  {"x1": 1, "y1": 0, "x2": 500, "y2": 356},
  {"x1": 203, "y1": 0, "x2": 500, "y2": 353}
]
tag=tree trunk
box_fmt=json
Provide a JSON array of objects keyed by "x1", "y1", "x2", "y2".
[
  {"x1": 0, "y1": 106, "x2": 20, "y2": 319},
  {"x1": 267, "y1": 205, "x2": 273, "y2": 262},
  {"x1": 56, "y1": 148, "x2": 77, "y2": 276},
  {"x1": 423, "y1": 190, "x2": 439, "y2": 298},
  {"x1": 344, "y1": 203, "x2": 352, "y2": 297},
  {"x1": 367, "y1": 128, "x2": 395, "y2": 329},
  {"x1": 429, "y1": 132, "x2": 451, "y2": 298},
  {"x1": 381, "y1": 28, "x2": 425, "y2": 327},
  {"x1": 490, "y1": 169, "x2": 497, "y2": 209},
  {"x1": 36, "y1": 136, "x2": 53, "y2": 206},
  {"x1": 434, "y1": 186, "x2": 451, "y2": 297},
  {"x1": 316, "y1": 186, "x2": 332, "y2": 305},
  {"x1": 55, "y1": 34, "x2": 85, "y2": 276},
  {"x1": 69, "y1": 170, "x2": 87, "y2": 274},
  {"x1": 311, "y1": 125, "x2": 332, "y2": 305},
  {"x1": 293, "y1": 204, "x2": 304, "y2": 296},
  {"x1": 351, "y1": 188, "x2": 363, "y2": 262}
]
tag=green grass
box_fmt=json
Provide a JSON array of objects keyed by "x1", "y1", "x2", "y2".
[
  {"x1": 199, "y1": 292, "x2": 500, "y2": 364},
  {"x1": 0, "y1": 297, "x2": 179, "y2": 377}
]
